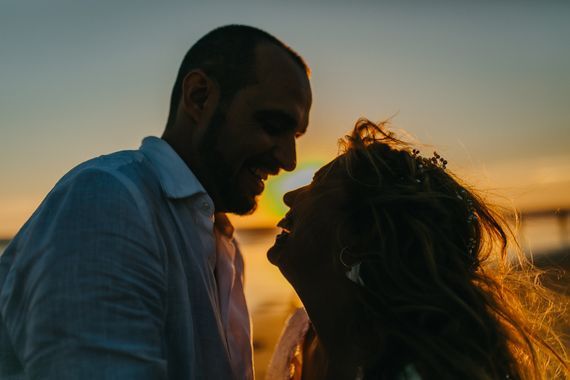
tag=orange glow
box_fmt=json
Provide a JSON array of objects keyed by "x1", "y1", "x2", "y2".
[
  {"x1": 2, "y1": 156, "x2": 570, "y2": 237},
  {"x1": 0, "y1": 196, "x2": 44, "y2": 238},
  {"x1": 457, "y1": 154, "x2": 570, "y2": 212},
  {"x1": 229, "y1": 160, "x2": 325, "y2": 229}
]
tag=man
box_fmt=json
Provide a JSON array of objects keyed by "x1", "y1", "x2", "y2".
[{"x1": 0, "y1": 25, "x2": 312, "y2": 379}]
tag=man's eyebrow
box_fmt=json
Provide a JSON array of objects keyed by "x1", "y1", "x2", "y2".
[{"x1": 254, "y1": 110, "x2": 298, "y2": 127}]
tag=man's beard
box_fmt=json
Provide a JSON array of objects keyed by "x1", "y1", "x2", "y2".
[{"x1": 198, "y1": 106, "x2": 258, "y2": 215}]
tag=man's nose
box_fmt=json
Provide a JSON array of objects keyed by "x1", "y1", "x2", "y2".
[{"x1": 274, "y1": 135, "x2": 297, "y2": 172}]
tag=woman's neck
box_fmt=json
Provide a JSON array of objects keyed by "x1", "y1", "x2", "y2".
[{"x1": 294, "y1": 274, "x2": 368, "y2": 379}]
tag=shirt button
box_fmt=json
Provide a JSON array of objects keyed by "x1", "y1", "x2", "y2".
[{"x1": 201, "y1": 202, "x2": 210, "y2": 211}]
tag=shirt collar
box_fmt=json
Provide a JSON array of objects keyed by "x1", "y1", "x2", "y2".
[
  {"x1": 214, "y1": 213, "x2": 235, "y2": 239},
  {"x1": 140, "y1": 136, "x2": 207, "y2": 199}
]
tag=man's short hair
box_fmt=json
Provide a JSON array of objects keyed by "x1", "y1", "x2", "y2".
[{"x1": 166, "y1": 24, "x2": 310, "y2": 129}]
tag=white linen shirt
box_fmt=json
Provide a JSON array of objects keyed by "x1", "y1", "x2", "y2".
[{"x1": 0, "y1": 136, "x2": 253, "y2": 379}]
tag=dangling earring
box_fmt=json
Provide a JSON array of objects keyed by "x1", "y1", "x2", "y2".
[
  {"x1": 340, "y1": 247, "x2": 364, "y2": 286},
  {"x1": 346, "y1": 262, "x2": 363, "y2": 284}
]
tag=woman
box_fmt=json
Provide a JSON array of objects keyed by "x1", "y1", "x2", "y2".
[{"x1": 266, "y1": 119, "x2": 568, "y2": 379}]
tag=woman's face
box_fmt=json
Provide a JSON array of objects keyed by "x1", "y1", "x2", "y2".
[{"x1": 267, "y1": 158, "x2": 347, "y2": 284}]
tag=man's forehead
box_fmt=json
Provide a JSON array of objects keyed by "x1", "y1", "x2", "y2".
[
  {"x1": 253, "y1": 44, "x2": 310, "y2": 88},
  {"x1": 254, "y1": 42, "x2": 307, "y2": 73},
  {"x1": 241, "y1": 43, "x2": 312, "y2": 132}
]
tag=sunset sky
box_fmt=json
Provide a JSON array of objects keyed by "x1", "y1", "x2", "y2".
[{"x1": 1, "y1": 1, "x2": 569, "y2": 236}]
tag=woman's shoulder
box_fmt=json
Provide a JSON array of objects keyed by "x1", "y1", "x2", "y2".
[
  {"x1": 266, "y1": 308, "x2": 422, "y2": 380},
  {"x1": 265, "y1": 308, "x2": 310, "y2": 380}
]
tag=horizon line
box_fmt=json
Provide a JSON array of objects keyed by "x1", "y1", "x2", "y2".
[{"x1": 1, "y1": 207, "x2": 568, "y2": 243}]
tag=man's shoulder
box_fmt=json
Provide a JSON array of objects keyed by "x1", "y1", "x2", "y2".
[
  {"x1": 72, "y1": 149, "x2": 148, "y2": 177},
  {"x1": 57, "y1": 149, "x2": 160, "y2": 195}
]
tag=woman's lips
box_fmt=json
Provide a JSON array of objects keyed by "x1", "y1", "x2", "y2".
[
  {"x1": 268, "y1": 216, "x2": 293, "y2": 264},
  {"x1": 277, "y1": 213, "x2": 294, "y2": 231},
  {"x1": 275, "y1": 218, "x2": 291, "y2": 245},
  {"x1": 275, "y1": 229, "x2": 290, "y2": 244}
]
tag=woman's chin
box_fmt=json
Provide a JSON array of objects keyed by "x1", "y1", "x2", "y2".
[
  {"x1": 267, "y1": 244, "x2": 284, "y2": 266},
  {"x1": 267, "y1": 231, "x2": 291, "y2": 265}
]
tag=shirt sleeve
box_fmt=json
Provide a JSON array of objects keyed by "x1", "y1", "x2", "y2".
[{"x1": 1, "y1": 168, "x2": 167, "y2": 380}]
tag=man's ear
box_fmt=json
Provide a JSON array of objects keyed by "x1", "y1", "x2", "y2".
[{"x1": 181, "y1": 70, "x2": 219, "y2": 123}]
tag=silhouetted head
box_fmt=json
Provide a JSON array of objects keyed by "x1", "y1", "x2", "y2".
[
  {"x1": 270, "y1": 119, "x2": 491, "y2": 294},
  {"x1": 163, "y1": 25, "x2": 312, "y2": 214},
  {"x1": 269, "y1": 119, "x2": 566, "y2": 379}
]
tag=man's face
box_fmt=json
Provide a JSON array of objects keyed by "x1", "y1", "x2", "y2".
[{"x1": 199, "y1": 43, "x2": 312, "y2": 214}]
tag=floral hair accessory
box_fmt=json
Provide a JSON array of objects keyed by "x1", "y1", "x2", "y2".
[
  {"x1": 411, "y1": 149, "x2": 448, "y2": 171},
  {"x1": 457, "y1": 188, "x2": 477, "y2": 255},
  {"x1": 409, "y1": 149, "x2": 479, "y2": 261}
]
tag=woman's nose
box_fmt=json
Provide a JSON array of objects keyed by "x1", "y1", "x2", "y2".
[{"x1": 283, "y1": 186, "x2": 304, "y2": 207}]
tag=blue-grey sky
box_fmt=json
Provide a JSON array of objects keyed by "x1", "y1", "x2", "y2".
[{"x1": 1, "y1": 1, "x2": 569, "y2": 234}]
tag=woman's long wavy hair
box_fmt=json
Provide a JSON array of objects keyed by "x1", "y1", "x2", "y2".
[{"x1": 330, "y1": 119, "x2": 569, "y2": 379}]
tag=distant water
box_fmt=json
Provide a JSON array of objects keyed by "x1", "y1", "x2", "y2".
[{"x1": 517, "y1": 217, "x2": 570, "y2": 255}]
